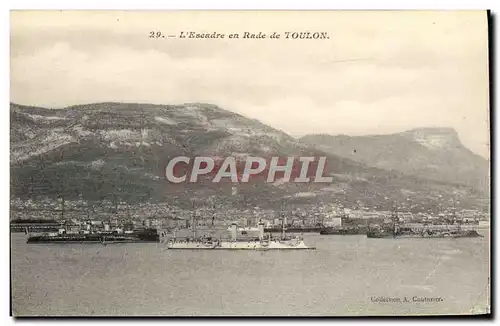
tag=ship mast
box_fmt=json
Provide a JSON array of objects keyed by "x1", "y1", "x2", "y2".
[
  {"x1": 191, "y1": 200, "x2": 197, "y2": 239},
  {"x1": 454, "y1": 204, "x2": 461, "y2": 233},
  {"x1": 281, "y1": 214, "x2": 285, "y2": 240},
  {"x1": 391, "y1": 206, "x2": 399, "y2": 235},
  {"x1": 449, "y1": 198, "x2": 460, "y2": 232},
  {"x1": 114, "y1": 194, "x2": 118, "y2": 214},
  {"x1": 280, "y1": 202, "x2": 286, "y2": 240},
  {"x1": 211, "y1": 204, "x2": 215, "y2": 227},
  {"x1": 60, "y1": 196, "x2": 65, "y2": 220},
  {"x1": 210, "y1": 203, "x2": 216, "y2": 238}
]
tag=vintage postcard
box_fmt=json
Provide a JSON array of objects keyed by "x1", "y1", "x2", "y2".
[{"x1": 10, "y1": 10, "x2": 490, "y2": 317}]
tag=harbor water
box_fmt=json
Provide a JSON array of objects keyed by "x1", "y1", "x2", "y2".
[{"x1": 11, "y1": 231, "x2": 490, "y2": 316}]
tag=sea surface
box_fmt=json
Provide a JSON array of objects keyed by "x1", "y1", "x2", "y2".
[{"x1": 11, "y1": 230, "x2": 490, "y2": 316}]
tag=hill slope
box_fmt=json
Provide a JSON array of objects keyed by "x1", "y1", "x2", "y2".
[
  {"x1": 300, "y1": 128, "x2": 489, "y2": 194},
  {"x1": 10, "y1": 103, "x2": 488, "y2": 212}
]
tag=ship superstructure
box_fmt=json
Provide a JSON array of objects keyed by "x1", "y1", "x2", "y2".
[{"x1": 165, "y1": 209, "x2": 315, "y2": 250}]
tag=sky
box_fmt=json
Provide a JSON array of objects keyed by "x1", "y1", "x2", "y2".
[{"x1": 10, "y1": 11, "x2": 490, "y2": 158}]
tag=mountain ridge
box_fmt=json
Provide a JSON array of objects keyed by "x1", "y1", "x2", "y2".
[
  {"x1": 300, "y1": 129, "x2": 489, "y2": 193},
  {"x1": 10, "y1": 102, "x2": 489, "y2": 212}
]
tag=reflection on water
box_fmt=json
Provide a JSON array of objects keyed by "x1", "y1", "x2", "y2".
[{"x1": 10, "y1": 231, "x2": 490, "y2": 316}]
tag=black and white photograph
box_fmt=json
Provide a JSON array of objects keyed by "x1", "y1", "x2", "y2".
[{"x1": 9, "y1": 10, "x2": 491, "y2": 316}]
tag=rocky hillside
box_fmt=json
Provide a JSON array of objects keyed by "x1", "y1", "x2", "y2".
[
  {"x1": 300, "y1": 128, "x2": 490, "y2": 194},
  {"x1": 10, "y1": 102, "x2": 488, "y2": 212}
]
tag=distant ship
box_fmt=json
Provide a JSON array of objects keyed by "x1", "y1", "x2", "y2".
[
  {"x1": 165, "y1": 235, "x2": 312, "y2": 250},
  {"x1": 27, "y1": 228, "x2": 161, "y2": 244},
  {"x1": 319, "y1": 213, "x2": 367, "y2": 235},
  {"x1": 264, "y1": 226, "x2": 323, "y2": 233},
  {"x1": 367, "y1": 228, "x2": 483, "y2": 239},
  {"x1": 320, "y1": 226, "x2": 368, "y2": 235},
  {"x1": 166, "y1": 212, "x2": 315, "y2": 250},
  {"x1": 366, "y1": 210, "x2": 483, "y2": 239},
  {"x1": 23, "y1": 197, "x2": 162, "y2": 244}
]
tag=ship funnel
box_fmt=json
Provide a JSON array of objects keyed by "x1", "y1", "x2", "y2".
[
  {"x1": 231, "y1": 223, "x2": 237, "y2": 241},
  {"x1": 258, "y1": 222, "x2": 264, "y2": 241}
]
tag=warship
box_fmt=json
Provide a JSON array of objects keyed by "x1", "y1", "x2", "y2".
[
  {"x1": 24, "y1": 197, "x2": 161, "y2": 244},
  {"x1": 165, "y1": 212, "x2": 315, "y2": 250},
  {"x1": 319, "y1": 213, "x2": 368, "y2": 235},
  {"x1": 320, "y1": 225, "x2": 368, "y2": 235},
  {"x1": 264, "y1": 226, "x2": 323, "y2": 233},
  {"x1": 366, "y1": 210, "x2": 483, "y2": 239},
  {"x1": 26, "y1": 228, "x2": 161, "y2": 244},
  {"x1": 367, "y1": 227, "x2": 483, "y2": 239}
]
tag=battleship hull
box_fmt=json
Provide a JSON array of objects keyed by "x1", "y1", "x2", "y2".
[
  {"x1": 26, "y1": 229, "x2": 160, "y2": 243},
  {"x1": 264, "y1": 227, "x2": 322, "y2": 233},
  {"x1": 320, "y1": 227, "x2": 367, "y2": 235},
  {"x1": 165, "y1": 239, "x2": 315, "y2": 250},
  {"x1": 366, "y1": 231, "x2": 394, "y2": 239},
  {"x1": 367, "y1": 230, "x2": 484, "y2": 239}
]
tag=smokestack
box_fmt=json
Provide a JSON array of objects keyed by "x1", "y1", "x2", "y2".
[
  {"x1": 231, "y1": 223, "x2": 237, "y2": 241},
  {"x1": 258, "y1": 222, "x2": 264, "y2": 241}
]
